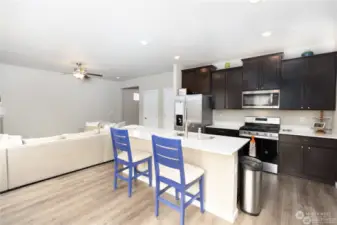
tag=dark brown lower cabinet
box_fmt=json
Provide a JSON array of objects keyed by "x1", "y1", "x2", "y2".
[
  {"x1": 204, "y1": 127, "x2": 239, "y2": 137},
  {"x1": 279, "y1": 143, "x2": 303, "y2": 177},
  {"x1": 303, "y1": 146, "x2": 336, "y2": 183},
  {"x1": 279, "y1": 134, "x2": 337, "y2": 185}
]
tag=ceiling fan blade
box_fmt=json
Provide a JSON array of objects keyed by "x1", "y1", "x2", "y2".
[{"x1": 86, "y1": 72, "x2": 103, "y2": 77}]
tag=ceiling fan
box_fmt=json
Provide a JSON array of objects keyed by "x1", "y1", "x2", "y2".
[{"x1": 69, "y1": 62, "x2": 103, "y2": 80}]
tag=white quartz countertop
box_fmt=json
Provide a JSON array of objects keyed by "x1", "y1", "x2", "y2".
[
  {"x1": 124, "y1": 125, "x2": 249, "y2": 156},
  {"x1": 280, "y1": 126, "x2": 337, "y2": 140},
  {"x1": 206, "y1": 122, "x2": 243, "y2": 130}
]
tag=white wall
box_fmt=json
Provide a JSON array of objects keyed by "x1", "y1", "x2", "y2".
[
  {"x1": 212, "y1": 42, "x2": 336, "y2": 70},
  {"x1": 173, "y1": 64, "x2": 183, "y2": 96},
  {"x1": 121, "y1": 72, "x2": 173, "y2": 128},
  {"x1": 0, "y1": 63, "x2": 122, "y2": 137},
  {"x1": 214, "y1": 110, "x2": 335, "y2": 130}
]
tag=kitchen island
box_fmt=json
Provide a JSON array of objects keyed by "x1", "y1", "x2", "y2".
[{"x1": 122, "y1": 125, "x2": 250, "y2": 223}]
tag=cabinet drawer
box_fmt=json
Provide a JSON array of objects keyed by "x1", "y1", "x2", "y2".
[
  {"x1": 305, "y1": 137, "x2": 337, "y2": 149},
  {"x1": 280, "y1": 134, "x2": 337, "y2": 149},
  {"x1": 279, "y1": 134, "x2": 303, "y2": 144},
  {"x1": 205, "y1": 127, "x2": 239, "y2": 137}
]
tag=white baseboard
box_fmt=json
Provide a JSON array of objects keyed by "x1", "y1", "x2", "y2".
[{"x1": 130, "y1": 175, "x2": 238, "y2": 224}]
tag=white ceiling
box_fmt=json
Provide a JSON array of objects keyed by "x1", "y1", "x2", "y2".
[{"x1": 0, "y1": 0, "x2": 336, "y2": 80}]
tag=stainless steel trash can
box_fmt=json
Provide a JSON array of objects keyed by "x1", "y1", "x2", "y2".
[{"x1": 240, "y1": 156, "x2": 263, "y2": 216}]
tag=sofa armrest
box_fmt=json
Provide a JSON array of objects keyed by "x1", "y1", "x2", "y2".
[{"x1": 0, "y1": 148, "x2": 8, "y2": 192}]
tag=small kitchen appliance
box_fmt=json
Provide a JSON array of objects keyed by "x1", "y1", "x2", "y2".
[{"x1": 242, "y1": 90, "x2": 280, "y2": 109}]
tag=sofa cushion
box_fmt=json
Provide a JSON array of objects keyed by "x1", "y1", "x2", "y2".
[
  {"x1": 85, "y1": 121, "x2": 100, "y2": 127},
  {"x1": 0, "y1": 134, "x2": 23, "y2": 148},
  {"x1": 85, "y1": 121, "x2": 101, "y2": 131},
  {"x1": 103, "y1": 123, "x2": 116, "y2": 129},
  {"x1": 23, "y1": 135, "x2": 63, "y2": 145}
]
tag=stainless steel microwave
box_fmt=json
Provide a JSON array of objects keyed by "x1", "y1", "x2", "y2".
[{"x1": 242, "y1": 90, "x2": 280, "y2": 109}]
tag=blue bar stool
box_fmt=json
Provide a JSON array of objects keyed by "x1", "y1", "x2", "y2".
[
  {"x1": 110, "y1": 128, "x2": 152, "y2": 197},
  {"x1": 151, "y1": 135, "x2": 205, "y2": 225}
]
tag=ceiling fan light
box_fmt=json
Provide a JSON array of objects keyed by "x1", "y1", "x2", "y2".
[{"x1": 73, "y1": 72, "x2": 84, "y2": 79}]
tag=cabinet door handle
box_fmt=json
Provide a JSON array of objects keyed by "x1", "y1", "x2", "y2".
[
  {"x1": 301, "y1": 106, "x2": 303, "y2": 109},
  {"x1": 301, "y1": 146, "x2": 303, "y2": 149},
  {"x1": 308, "y1": 147, "x2": 311, "y2": 150},
  {"x1": 308, "y1": 107, "x2": 310, "y2": 109}
]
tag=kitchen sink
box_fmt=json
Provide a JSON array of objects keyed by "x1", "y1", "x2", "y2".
[{"x1": 170, "y1": 132, "x2": 215, "y2": 140}]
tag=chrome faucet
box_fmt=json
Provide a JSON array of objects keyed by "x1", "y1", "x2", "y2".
[
  {"x1": 184, "y1": 120, "x2": 189, "y2": 138},
  {"x1": 183, "y1": 99, "x2": 189, "y2": 138}
]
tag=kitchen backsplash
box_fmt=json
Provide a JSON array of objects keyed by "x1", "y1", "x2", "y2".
[{"x1": 213, "y1": 109, "x2": 335, "y2": 130}]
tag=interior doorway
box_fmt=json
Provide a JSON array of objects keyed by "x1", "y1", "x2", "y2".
[
  {"x1": 122, "y1": 87, "x2": 139, "y2": 125},
  {"x1": 142, "y1": 89, "x2": 159, "y2": 128}
]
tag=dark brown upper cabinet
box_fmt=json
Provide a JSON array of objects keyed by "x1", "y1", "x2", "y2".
[
  {"x1": 226, "y1": 67, "x2": 243, "y2": 109},
  {"x1": 242, "y1": 59, "x2": 260, "y2": 91},
  {"x1": 211, "y1": 70, "x2": 226, "y2": 109},
  {"x1": 305, "y1": 54, "x2": 336, "y2": 110},
  {"x1": 211, "y1": 67, "x2": 243, "y2": 109},
  {"x1": 182, "y1": 65, "x2": 216, "y2": 94},
  {"x1": 280, "y1": 52, "x2": 336, "y2": 110},
  {"x1": 242, "y1": 53, "x2": 283, "y2": 91},
  {"x1": 280, "y1": 58, "x2": 307, "y2": 109}
]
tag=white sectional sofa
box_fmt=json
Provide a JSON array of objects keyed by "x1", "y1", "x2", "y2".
[{"x1": 0, "y1": 130, "x2": 113, "y2": 192}]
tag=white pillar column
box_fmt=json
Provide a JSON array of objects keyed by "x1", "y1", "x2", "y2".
[{"x1": 173, "y1": 63, "x2": 182, "y2": 96}]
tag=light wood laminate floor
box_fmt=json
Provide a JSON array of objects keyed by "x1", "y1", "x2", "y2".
[{"x1": 1, "y1": 163, "x2": 336, "y2": 225}]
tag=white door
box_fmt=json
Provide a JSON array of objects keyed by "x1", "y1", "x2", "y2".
[
  {"x1": 143, "y1": 89, "x2": 159, "y2": 128},
  {"x1": 163, "y1": 88, "x2": 175, "y2": 130}
]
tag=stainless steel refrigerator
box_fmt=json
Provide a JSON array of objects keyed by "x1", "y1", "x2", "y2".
[
  {"x1": 174, "y1": 94, "x2": 213, "y2": 132},
  {"x1": 0, "y1": 99, "x2": 3, "y2": 134}
]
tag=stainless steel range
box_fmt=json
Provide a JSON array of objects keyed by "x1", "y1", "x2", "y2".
[{"x1": 239, "y1": 116, "x2": 280, "y2": 174}]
